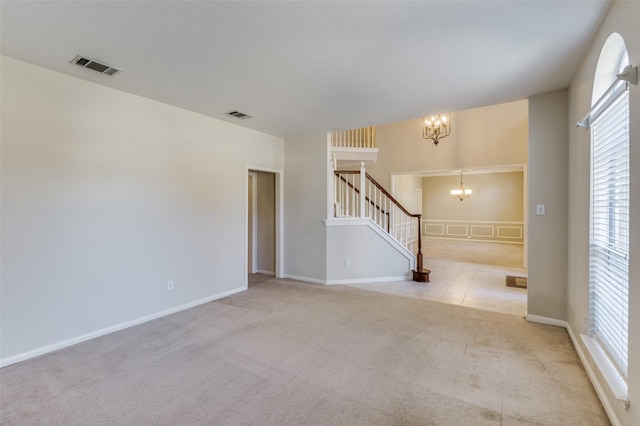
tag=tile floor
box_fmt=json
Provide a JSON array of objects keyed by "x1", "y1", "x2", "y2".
[{"x1": 348, "y1": 258, "x2": 528, "y2": 316}]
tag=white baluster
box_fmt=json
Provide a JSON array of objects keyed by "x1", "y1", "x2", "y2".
[
  {"x1": 377, "y1": 189, "x2": 381, "y2": 227},
  {"x1": 345, "y1": 175, "x2": 349, "y2": 217},
  {"x1": 327, "y1": 151, "x2": 337, "y2": 218},
  {"x1": 392, "y1": 200, "x2": 395, "y2": 236},
  {"x1": 353, "y1": 174, "x2": 357, "y2": 217},
  {"x1": 359, "y1": 163, "x2": 365, "y2": 218},
  {"x1": 368, "y1": 179, "x2": 372, "y2": 219},
  {"x1": 339, "y1": 177, "x2": 343, "y2": 217}
]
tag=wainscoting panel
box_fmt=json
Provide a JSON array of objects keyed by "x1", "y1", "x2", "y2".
[
  {"x1": 497, "y1": 226, "x2": 523, "y2": 239},
  {"x1": 423, "y1": 220, "x2": 524, "y2": 243},
  {"x1": 446, "y1": 224, "x2": 468, "y2": 237},
  {"x1": 425, "y1": 223, "x2": 445, "y2": 236},
  {"x1": 471, "y1": 225, "x2": 494, "y2": 238}
]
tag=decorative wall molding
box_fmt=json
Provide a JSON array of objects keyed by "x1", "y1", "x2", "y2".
[
  {"x1": 425, "y1": 223, "x2": 445, "y2": 236},
  {"x1": 423, "y1": 219, "x2": 524, "y2": 243},
  {"x1": 497, "y1": 226, "x2": 523, "y2": 239},
  {"x1": 446, "y1": 224, "x2": 468, "y2": 237},
  {"x1": 471, "y1": 225, "x2": 494, "y2": 238}
]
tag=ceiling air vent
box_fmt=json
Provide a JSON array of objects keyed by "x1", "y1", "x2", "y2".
[
  {"x1": 226, "y1": 110, "x2": 252, "y2": 120},
  {"x1": 70, "y1": 55, "x2": 120, "y2": 77}
]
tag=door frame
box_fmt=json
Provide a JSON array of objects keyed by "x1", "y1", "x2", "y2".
[
  {"x1": 247, "y1": 171, "x2": 258, "y2": 274},
  {"x1": 245, "y1": 166, "x2": 284, "y2": 289}
]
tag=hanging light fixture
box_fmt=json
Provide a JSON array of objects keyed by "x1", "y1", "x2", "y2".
[
  {"x1": 451, "y1": 170, "x2": 472, "y2": 201},
  {"x1": 422, "y1": 113, "x2": 451, "y2": 145}
]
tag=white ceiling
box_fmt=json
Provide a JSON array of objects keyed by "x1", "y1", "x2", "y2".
[{"x1": 1, "y1": 1, "x2": 610, "y2": 138}]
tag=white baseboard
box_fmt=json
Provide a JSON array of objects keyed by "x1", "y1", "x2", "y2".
[
  {"x1": 282, "y1": 274, "x2": 327, "y2": 285},
  {"x1": 571, "y1": 332, "x2": 624, "y2": 426},
  {"x1": 525, "y1": 314, "x2": 568, "y2": 328},
  {"x1": 255, "y1": 269, "x2": 275, "y2": 276},
  {"x1": 325, "y1": 275, "x2": 412, "y2": 285},
  {"x1": 525, "y1": 314, "x2": 621, "y2": 426},
  {"x1": 283, "y1": 272, "x2": 412, "y2": 286},
  {"x1": 0, "y1": 286, "x2": 245, "y2": 368}
]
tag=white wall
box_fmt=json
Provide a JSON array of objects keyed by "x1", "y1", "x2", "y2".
[
  {"x1": 0, "y1": 56, "x2": 284, "y2": 363},
  {"x1": 325, "y1": 221, "x2": 413, "y2": 283},
  {"x1": 283, "y1": 133, "x2": 327, "y2": 283},
  {"x1": 567, "y1": 2, "x2": 640, "y2": 425},
  {"x1": 527, "y1": 90, "x2": 569, "y2": 321}
]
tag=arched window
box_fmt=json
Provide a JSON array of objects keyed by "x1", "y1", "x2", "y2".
[{"x1": 582, "y1": 33, "x2": 630, "y2": 380}]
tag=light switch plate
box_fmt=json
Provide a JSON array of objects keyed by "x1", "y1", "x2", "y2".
[{"x1": 536, "y1": 204, "x2": 546, "y2": 215}]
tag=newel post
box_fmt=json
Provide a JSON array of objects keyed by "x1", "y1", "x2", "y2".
[
  {"x1": 359, "y1": 162, "x2": 366, "y2": 218},
  {"x1": 416, "y1": 215, "x2": 423, "y2": 271}
]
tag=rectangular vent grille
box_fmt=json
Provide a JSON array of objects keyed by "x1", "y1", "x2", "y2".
[
  {"x1": 70, "y1": 55, "x2": 120, "y2": 77},
  {"x1": 226, "y1": 110, "x2": 252, "y2": 120}
]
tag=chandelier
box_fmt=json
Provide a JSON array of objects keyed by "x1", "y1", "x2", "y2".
[
  {"x1": 422, "y1": 113, "x2": 451, "y2": 145},
  {"x1": 451, "y1": 170, "x2": 472, "y2": 201}
]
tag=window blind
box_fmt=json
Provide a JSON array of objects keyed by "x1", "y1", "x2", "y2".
[{"x1": 589, "y1": 89, "x2": 630, "y2": 377}]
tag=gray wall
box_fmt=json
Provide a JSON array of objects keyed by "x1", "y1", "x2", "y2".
[
  {"x1": 0, "y1": 56, "x2": 284, "y2": 363},
  {"x1": 283, "y1": 133, "x2": 327, "y2": 282},
  {"x1": 527, "y1": 90, "x2": 568, "y2": 321},
  {"x1": 567, "y1": 2, "x2": 640, "y2": 424}
]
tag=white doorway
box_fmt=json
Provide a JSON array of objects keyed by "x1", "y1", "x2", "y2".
[{"x1": 246, "y1": 167, "x2": 283, "y2": 288}]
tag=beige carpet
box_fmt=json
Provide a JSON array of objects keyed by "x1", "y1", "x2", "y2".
[
  {"x1": 423, "y1": 238, "x2": 524, "y2": 268},
  {"x1": 1, "y1": 277, "x2": 607, "y2": 425}
]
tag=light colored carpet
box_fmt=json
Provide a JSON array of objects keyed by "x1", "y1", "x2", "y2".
[
  {"x1": 423, "y1": 239, "x2": 524, "y2": 268},
  {"x1": 1, "y1": 277, "x2": 608, "y2": 425}
]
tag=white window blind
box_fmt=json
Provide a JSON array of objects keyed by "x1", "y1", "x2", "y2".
[{"x1": 589, "y1": 88, "x2": 630, "y2": 377}]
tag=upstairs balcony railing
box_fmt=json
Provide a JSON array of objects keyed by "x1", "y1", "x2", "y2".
[{"x1": 331, "y1": 126, "x2": 376, "y2": 149}]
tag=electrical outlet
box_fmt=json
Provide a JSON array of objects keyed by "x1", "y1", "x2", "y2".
[
  {"x1": 344, "y1": 258, "x2": 351, "y2": 267},
  {"x1": 168, "y1": 280, "x2": 174, "y2": 291}
]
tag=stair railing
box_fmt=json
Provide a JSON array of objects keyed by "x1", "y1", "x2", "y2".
[{"x1": 333, "y1": 162, "x2": 424, "y2": 273}]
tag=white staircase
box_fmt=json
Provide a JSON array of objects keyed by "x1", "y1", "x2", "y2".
[{"x1": 329, "y1": 128, "x2": 430, "y2": 282}]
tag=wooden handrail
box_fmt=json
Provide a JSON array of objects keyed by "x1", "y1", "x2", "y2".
[
  {"x1": 333, "y1": 169, "x2": 427, "y2": 281},
  {"x1": 366, "y1": 173, "x2": 420, "y2": 219},
  {"x1": 335, "y1": 172, "x2": 391, "y2": 221},
  {"x1": 335, "y1": 171, "x2": 420, "y2": 218},
  {"x1": 335, "y1": 170, "x2": 423, "y2": 268}
]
